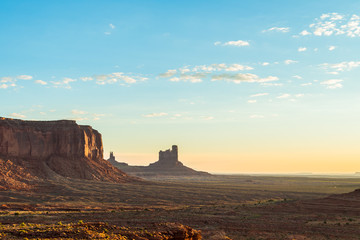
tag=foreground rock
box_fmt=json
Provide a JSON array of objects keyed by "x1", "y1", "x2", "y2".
[
  {"x1": 108, "y1": 145, "x2": 210, "y2": 177},
  {"x1": 0, "y1": 221, "x2": 202, "y2": 240},
  {"x1": 0, "y1": 117, "x2": 136, "y2": 190}
]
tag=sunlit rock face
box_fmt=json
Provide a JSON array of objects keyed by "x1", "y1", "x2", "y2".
[
  {"x1": 0, "y1": 118, "x2": 102, "y2": 160},
  {"x1": 0, "y1": 117, "x2": 136, "y2": 190}
]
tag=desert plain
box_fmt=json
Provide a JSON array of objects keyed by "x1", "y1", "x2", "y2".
[{"x1": 2, "y1": 174, "x2": 360, "y2": 239}]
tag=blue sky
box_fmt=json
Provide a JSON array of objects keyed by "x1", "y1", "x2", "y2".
[{"x1": 1, "y1": 0, "x2": 360, "y2": 173}]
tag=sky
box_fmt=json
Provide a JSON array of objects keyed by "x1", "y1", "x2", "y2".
[{"x1": 1, "y1": 0, "x2": 360, "y2": 173}]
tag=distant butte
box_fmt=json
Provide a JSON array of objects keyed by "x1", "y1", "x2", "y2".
[
  {"x1": 108, "y1": 145, "x2": 211, "y2": 177},
  {"x1": 0, "y1": 117, "x2": 136, "y2": 190}
]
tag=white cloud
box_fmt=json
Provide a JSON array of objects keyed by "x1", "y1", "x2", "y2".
[
  {"x1": 320, "y1": 79, "x2": 343, "y2": 89},
  {"x1": 109, "y1": 23, "x2": 115, "y2": 29},
  {"x1": 284, "y1": 59, "x2": 298, "y2": 65},
  {"x1": 329, "y1": 46, "x2": 336, "y2": 51},
  {"x1": 301, "y1": 82, "x2": 313, "y2": 86},
  {"x1": 51, "y1": 77, "x2": 76, "y2": 89},
  {"x1": 320, "y1": 61, "x2": 360, "y2": 72},
  {"x1": 35, "y1": 80, "x2": 47, "y2": 85},
  {"x1": 295, "y1": 94, "x2": 304, "y2": 98},
  {"x1": 144, "y1": 112, "x2": 168, "y2": 118},
  {"x1": 299, "y1": 30, "x2": 311, "y2": 36},
  {"x1": 170, "y1": 73, "x2": 204, "y2": 83},
  {"x1": 80, "y1": 77, "x2": 93, "y2": 81},
  {"x1": 17, "y1": 75, "x2": 33, "y2": 80},
  {"x1": 10, "y1": 113, "x2": 26, "y2": 118},
  {"x1": 212, "y1": 73, "x2": 278, "y2": 84},
  {"x1": 293, "y1": 75, "x2": 302, "y2": 79},
  {"x1": 262, "y1": 62, "x2": 270, "y2": 66},
  {"x1": 0, "y1": 84, "x2": 8, "y2": 89},
  {"x1": 161, "y1": 63, "x2": 255, "y2": 83},
  {"x1": 250, "y1": 93, "x2": 269, "y2": 97},
  {"x1": 95, "y1": 72, "x2": 147, "y2": 85},
  {"x1": 248, "y1": 100, "x2": 257, "y2": 103},
  {"x1": 277, "y1": 93, "x2": 291, "y2": 99},
  {"x1": 263, "y1": 27, "x2": 290, "y2": 33},
  {"x1": 104, "y1": 32, "x2": 111, "y2": 35},
  {"x1": 305, "y1": 13, "x2": 360, "y2": 37},
  {"x1": 216, "y1": 40, "x2": 250, "y2": 47},
  {"x1": 298, "y1": 47, "x2": 307, "y2": 52},
  {"x1": 192, "y1": 63, "x2": 253, "y2": 72},
  {"x1": 250, "y1": 114, "x2": 264, "y2": 119}
]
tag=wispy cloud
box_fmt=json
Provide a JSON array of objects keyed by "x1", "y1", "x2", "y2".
[
  {"x1": 293, "y1": 75, "x2": 302, "y2": 79},
  {"x1": 51, "y1": 77, "x2": 76, "y2": 89},
  {"x1": 250, "y1": 93, "x2": 269, "y2": 97},
  {"x1": 302, "y1": 13, "x2": 360, "y2": 37},
  {"x1": 320, "y1": 79, "x2": 343, "y2": 89},
  {"x1": 262, "y1": 27, "x2": 290, "y2": 33},
  {"x1": 80, "y1": 77, "x2": 93, "y2": 81},
  {"x1": 329, "y1": 46, "x2": 336, "y2": 51},
  {"x1": 277, "y1": 93, "x2": 291, "y2": 99},
  {"x1": 298, "y1": 47, "x2": 307, "y2": 52},
  {"x1": 284, "y1": 59, "x2": 298, "y2": 65},
  {"x1": 159, "y1": 63, "x2": 255, "y2": 83},
  {"x1": 191, "y1": 63, "x2": 253, "y2": 72},
  {"x1": 109, "y1": 23, "x2": 115, "y2": 29},
  {"x1": 159, "y1": 69, "x2": 177, "y2": 78},
  {"x1": 10, "y1": 113, "x2": 26, "y2": 118},
  {"x1": 35, "y1": 80, "x2": 47, "y2": 85},
  {"x1": 320, "y1": 61, "x2": 360, "y2": 74},
  {"x1": 17, "y1": 75, "x2": 33, "y2": 80},
  {"x1": 211, "y1": 73, "x2": 278, "y2": 84},
  {"x1": 248, "y1": 100, "x2": 257, "y2": 103},
  {"x1": 215, "y1": 40, "x2": 250, "y2": 47},
  {"x1": 143, "y1": 112, "x2": 168, "y2": 118},
  {"x1": 91, "y1": 72, "x2": 147, "y2": 85},
  {"x1": 170, "y1": 73, "x2": 205, "y2": 83},
  {"x1": 71, "y1": 109, "x2": 87, "y2": 115}
]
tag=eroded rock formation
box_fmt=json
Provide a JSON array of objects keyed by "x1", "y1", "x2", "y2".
[
  {"x1": 0, "y1": 117, "x2": 135, "y2": 190},
  {"x1": 108, "y1": 145, "x2": 210, "y2": 177}
]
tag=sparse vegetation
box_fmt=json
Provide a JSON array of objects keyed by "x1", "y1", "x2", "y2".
[{"x1": 1, "y1": 175, "x2": 360, "y2": 239}]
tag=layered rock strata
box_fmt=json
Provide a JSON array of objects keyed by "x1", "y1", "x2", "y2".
[{"x1": 0, "y1": 117, "x2": 134, "y2": 190}]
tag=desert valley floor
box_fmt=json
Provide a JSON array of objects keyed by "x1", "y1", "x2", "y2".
[{"x1": 2, "y1": 174, "x2": 360, "y2": 239}]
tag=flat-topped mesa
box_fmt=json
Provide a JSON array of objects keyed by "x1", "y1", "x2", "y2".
[
  {"x1": 0, "y1": 117, "x2": 135, "y2": 189},
  {"x1": 0, "y1": 117, "x2": 102, "y2": 160}
]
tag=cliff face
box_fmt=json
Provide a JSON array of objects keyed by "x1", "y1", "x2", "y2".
[
  {"x1": 0, "y1": 118, "x2": 102, "y2": 160},
  {"x1": 0, "y1": 117, "x2": 135, "y2": 190}
]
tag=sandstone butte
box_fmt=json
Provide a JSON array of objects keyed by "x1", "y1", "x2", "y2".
[
  {"x1": 108, "y1": 145, "x2": 211, "y2": 177},
  {"x1": 0, "y1": 117, "x2": 136, "y2": 190}
]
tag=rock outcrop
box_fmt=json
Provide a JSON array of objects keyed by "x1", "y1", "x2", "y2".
[
  {"x1": 108, "y1": 145, "x2": 210, "y2": 177},
  {"x1": 0, "y1": 117, "x2": 135, "y2": 190}
]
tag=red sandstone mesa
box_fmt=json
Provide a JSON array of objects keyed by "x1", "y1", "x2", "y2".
[{"x1": 0, "y1": 117, "x2": 135, "y2": 190}]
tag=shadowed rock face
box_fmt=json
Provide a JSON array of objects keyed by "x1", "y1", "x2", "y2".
[
  {"x1": 108, "y1": 145, "x2": 210, "y2": 177},
  {"x1": 0, "y1": 117, "x2": 136, "y2": 190}
]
